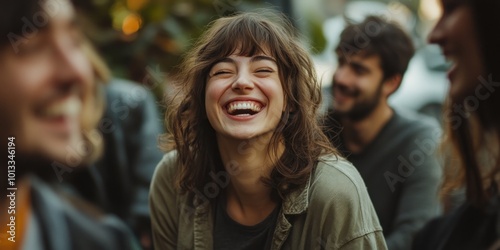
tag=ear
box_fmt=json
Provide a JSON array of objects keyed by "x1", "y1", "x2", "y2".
[{"x1": 382, "y1": 74, "x2": 402, "y2": 97}]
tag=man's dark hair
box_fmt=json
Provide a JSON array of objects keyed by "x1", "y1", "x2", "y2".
[{"x1": 335, "y1": 15, "x2": 415, "y2": 81}]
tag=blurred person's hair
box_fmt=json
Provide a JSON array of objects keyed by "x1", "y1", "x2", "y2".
[
  {"x1": 161, "y1": 11, "x2": 337, "y2": 203},
  {"x1": 78, "y1": 38, "x2": 109, "y2": 164},
  {"x1": 335, "y1": 15, "x2": 415, "y2": 85},
  {"x1": 0, "y1": 0, "x2": 108, "y2": 165},
  {"x1": 440, "y1": 0, "x2": 500, "y2": 210},
  {"x1": 0, "y1": 0, "x2": 39, "y2": 47}
]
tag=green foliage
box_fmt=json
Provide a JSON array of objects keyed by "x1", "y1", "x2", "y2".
[
  {"x1": 74, "y1": 0, "x2": 290, "y2": 102},
  {"x1": 306, "y1": 16, "x2": 327, "y2": 55}
]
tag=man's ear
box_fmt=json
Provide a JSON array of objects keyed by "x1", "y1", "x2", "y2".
[{"x1": 382, "y1": 74, "x2": 402, "y2": 97}]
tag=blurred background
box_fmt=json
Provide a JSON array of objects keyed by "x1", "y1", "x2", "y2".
[{"x1": 72, "y1": 0, "x2": 449, "y2": 123}]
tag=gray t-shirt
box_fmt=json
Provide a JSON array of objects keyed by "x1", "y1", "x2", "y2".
[{"x1": 324, "y1": 109, "x2": 442, "y2": 250}]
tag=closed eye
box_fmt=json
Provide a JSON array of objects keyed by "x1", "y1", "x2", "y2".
[
  {"x1": 256, "y1": 69, "x2": 274, "y2": 73},
  {"x1": 212, "y1": 71, "x2": 233, "y2": 76},
  {"x1": 353, "y1": 66, "x2": 368, "y2": 75},
  {"x1": 254, "y1": 68, "x2": 275, "y2": 77}
]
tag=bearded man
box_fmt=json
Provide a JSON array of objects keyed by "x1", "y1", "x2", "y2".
[{"x1": 324, "y1": 16, "x2": 442, "y2": 250}]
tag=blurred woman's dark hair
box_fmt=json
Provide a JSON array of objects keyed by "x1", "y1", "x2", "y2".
[
  {"x1": 0, "y1": 0, "x2": 40, "y2": 47},
  {"x1": 440, "y1": 0, "x2": 500, "y2": 210}
]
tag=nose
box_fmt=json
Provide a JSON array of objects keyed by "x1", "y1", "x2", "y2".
[
  {"x1": 333, "y1": 65, "x2": 354, "y2": 87},
  {"x1": 232, "y1": 71, "x2": 254, "y2": 93},
  {"x1": 428, "y1": 19, "x2": 444, "y2": 45},
  {"x1": 52, "y1": 38, "x2": 90, "y2": 92}
]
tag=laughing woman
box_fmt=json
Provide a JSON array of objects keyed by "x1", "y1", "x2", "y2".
[
  {"x1": 412, "y1": 0, "x2": 500, "y2": 249},
  {"x1": 0, "y1": 0, "x2": 139, "y2": 249},
  {"x1": 149, "y1": 12, "x2": 387, "y2": 250}
]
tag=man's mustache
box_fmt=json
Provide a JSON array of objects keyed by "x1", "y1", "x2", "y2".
[{"x1": 332, "y1": 82, "x2": 359, "y2": 97}]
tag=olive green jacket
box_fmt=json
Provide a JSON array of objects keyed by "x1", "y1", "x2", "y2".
[{"x1": 150, "y1": 151, "x2": 387, "y2": 249}]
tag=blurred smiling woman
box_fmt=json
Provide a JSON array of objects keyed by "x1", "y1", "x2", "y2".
[
  {"x1": 413, "y1": 0, "x2": 500, "y2": 249},
  {"x1": 0, "y1": 0, "x2": 138, "y2": 249},
  {"x1": 150, "y1": 11, "x2": 387, "y2": 250}
]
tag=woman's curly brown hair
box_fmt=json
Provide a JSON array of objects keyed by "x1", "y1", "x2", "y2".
[{"x1": 161, "y1": 11, "x2": 338, "y2": 202}]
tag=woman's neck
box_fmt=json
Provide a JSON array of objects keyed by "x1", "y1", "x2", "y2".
[{"x1": 216, "y1": 134, "x2": 283, "y2": 225}]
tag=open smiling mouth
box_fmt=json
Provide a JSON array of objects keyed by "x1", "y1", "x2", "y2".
[
  {"x1": 226, "y1": 101, "x2": 263, "y2": 117},
  {"x1": 34, "y1": 96, "x2": 82, "y2": 129}
]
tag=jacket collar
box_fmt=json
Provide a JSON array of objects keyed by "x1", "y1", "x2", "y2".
[{"x1": 281, "y1": 173, "x2": 311, "y2": 215}]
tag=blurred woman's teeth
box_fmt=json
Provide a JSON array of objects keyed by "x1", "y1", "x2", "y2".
[{"x1": 41, "y1": 97, "x2": 82, "y2": 117}]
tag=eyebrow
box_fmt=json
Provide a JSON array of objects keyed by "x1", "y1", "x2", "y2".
[
  {"x1": 347, "y1": 60, "x2": 371, "y2": 73},
  {"x1": 250, "y1": 55, "x2": 277, "y2": 63},
  {"x1": 338, "y1": 54, "x2": 371, "y2": 73},
  {"x1": 215, "y1": 55, "x2": 277, "y2": 65}
]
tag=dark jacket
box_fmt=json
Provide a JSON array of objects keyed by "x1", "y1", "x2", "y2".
[
  {"x1": 70, "y1": 78, "x2": 164, "y2": 232},
  {"x1": 413, "y1": 196, "x2": 500, "y2": 249},
  {"x1": 26, "y1": 176, "x2": 140, "y2": 250}
]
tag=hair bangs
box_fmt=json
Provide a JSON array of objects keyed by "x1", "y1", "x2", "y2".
[{"x1": 199, "y1": 15, "x2": 277, "y2": 64}]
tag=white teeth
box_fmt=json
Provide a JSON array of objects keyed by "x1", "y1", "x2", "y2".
[
  {"x1": 40, "y1": 97, "x2": 82, "y2": 118},
  {"x1": 227, "y1": 101, "x2": 262, "y2": 114}
]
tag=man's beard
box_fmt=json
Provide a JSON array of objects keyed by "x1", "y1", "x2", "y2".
[{"x1": 332, "y1": 81, "x2": 383, "y2": 121}]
